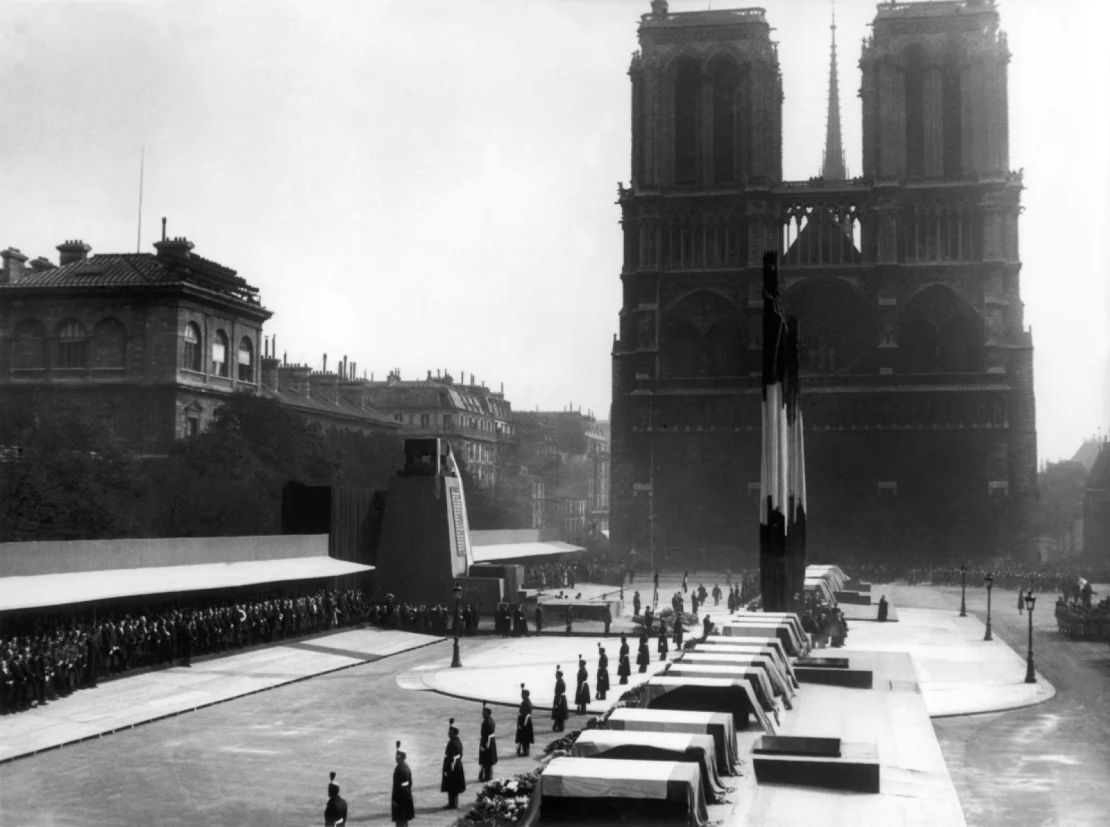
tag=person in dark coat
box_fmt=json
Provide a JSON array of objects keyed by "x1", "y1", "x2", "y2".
[
  {"x1": 441, "y1": 718, "x2": 466, "y2": 808},
  {"x1": 617, "y1": 634, "x2": 631, "y2": 685},
  {"x1": 534, "y1": 604, "x2": 543, "y2": 635},
  {"x1": 673, "y1": 616, "x2": 684, "y2": 650},
  {"x1": 633, "y1": 591, "x2": 641, "y2": 617},
  {"x1": 702, "y1": 613, "x2": 713, "y2": 640},
  {"x1": 515, "y1": 685, "x2": 535, "y2": 755},
  {"x1": 603, "y1": 606, "x2": 612, "y2": 636},
  {"x1": 657, "y1": 622, "x2": 669, "y2": 660},
  {"x1": 552, "y1": 667, "x2": 569, "y2": 731},
  {"x1": 595, "y1": 645, "x2": 610, "y2": 700},
  {"x1": 636, "y1": 634, "x2": 650, "y2": 673},
  {"x1": 877, "y1": 596, "x2": 889, "y2": 622},
  {"x1": 643, "y1": 605, "x2": 654, "y2": 634},
  {"x1": 392, "y1": 742, "x2": 414, "y2": 826},
  {"x1": 574, "y1": 657, "x2": 590, "y2": 714},
  {"x1": 682, "y1": 571, "x2": 689, "y2": 594},
  {"x1": 324, "y1": 771, "x2": 348, "y2": 826},
  {"x1": 478, "y1": 703, "x2": 498, "y2": 782}
]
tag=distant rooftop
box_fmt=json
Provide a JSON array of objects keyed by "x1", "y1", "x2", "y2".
[{"x1": 874, "y1": 0, "x2": 997, "y2": 20}]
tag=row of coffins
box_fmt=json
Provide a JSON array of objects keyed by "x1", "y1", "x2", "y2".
[{"x1": 524, "y1": 611, "x2": 874, "y2": 825}]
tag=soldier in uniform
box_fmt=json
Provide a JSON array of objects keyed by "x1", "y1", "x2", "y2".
[
  {"x1": 441, "y1": 718, "x2": 466, "y2": 808},
  {"x1": 595, "y1": 644, "x2": 610, "y2": 701},
  {"x1": 617, "y1": 634, "x2": 631, "y2": 685},
  {"x1": 636, "y1": 633, "x2": 650, "y2": 673},
  {"x1": 515, "y1": 684, "x2": 535, "y2": 756},
  {"x1": 657, "y1": 621, "x2": 669, "y2": 661},
  {"x1": 633, "y1": 591, "x2": 642, "y2": 617},
  {"x1": 392, "y1": 742, "x2": 414, "y2": 827},
  {"x1": 534, "y1": 603, "x2": 543, "y2": 635},
  {"x1": 603, "y1": 606, "x2": 612, "y2": 636},
  {"x1": 324, "y1": 771, "x2": 348, "y2": 826},
  {"x1": 478, "y1": 703, "x2": 498, "y2": 782},
  {"x1": 674, "y1": 616, "x2": 684, "y2": 650},
  {"x1": 702, "y1": 613, "x2": 713, "y2": 640},
  {"x1": 552, "y1": 667, "x2": 569, "y2": 731},
  {"x1": 574, "y1": 656, "x2": 590, "y2": 714}
]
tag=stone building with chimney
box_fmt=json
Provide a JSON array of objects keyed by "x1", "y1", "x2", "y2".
[
  {"x1": 359, "y1": 370, "x2": 515, "y2": 487},
  {"x1": 0, "y1": 232, "x2": 397, "y2": 453},
  {"x1": 610, "y1": 0, "x2": 1036, "y2": 565}
]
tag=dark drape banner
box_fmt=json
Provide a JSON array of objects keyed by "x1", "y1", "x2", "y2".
[{"x1": 758, "y1": 252, "x2": 806, "y2": 612}]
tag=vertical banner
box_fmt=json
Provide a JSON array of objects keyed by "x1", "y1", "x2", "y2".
[{"x1": 758, "y1": 251, "x2": 806, "y2": 612}]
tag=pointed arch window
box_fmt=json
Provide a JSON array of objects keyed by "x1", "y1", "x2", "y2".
[
  {"x1": 237, "y1": 336, "x2": 254, "y2": 382},
  {"x1": 183, "y1": 323, "x2": 202, "y2": 371},
  {"x1": 57, "y1": 320, "x2": 88, "y2": 368},
  {"x1": 212, "y1": 329, "x2": 229, "y2": 377},
  {"x1": 674, "y1": 59, "x2": 701, "y2": 184},
  {"x1": 904, "y1": 46, "x2": 927, "y2": 177}
]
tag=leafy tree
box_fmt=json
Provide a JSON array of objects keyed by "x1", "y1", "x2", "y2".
[{"x1": 0, "y1": 397, "x2": 144, "y2": 541}]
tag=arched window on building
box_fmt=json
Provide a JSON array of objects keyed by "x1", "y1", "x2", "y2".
[
  {"x1": 904, "y1": 45, "x2": 927, "y2": 177},
  {"x1": 183, "y1": 322, "x2": 202, "y2": 372},
  {"x1": 92, "y1": 318, "x2": 127, "y2": 369},
  {"x1": 942, "y1": 65, "x2": 963, "y2": 177},
  {"x1": 898, "y1": 285, "x2": 984, "y2": 374},
  {"x1": 674, "y1": 58, "x2": 701, "y2": 184},
  {"x1": 212, "y1": 329, "x2": 229, "y2": 377},
  {"x1": 56, "y1": 320, "x2": 88, "y2": 369},
  {"x1": 709, "y1": 54, "x2": 741, "y2": 184},
  {"x1": 12, "y1": 319, "x2": 46, "y2": 370},
  {"x1": 237, "y1": 336, "x2": 254, "y2": 382}
]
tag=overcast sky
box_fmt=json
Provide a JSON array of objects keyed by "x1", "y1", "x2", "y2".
[{"x1": 1, "y1": 0, "x2": 1107, "y2": 463}]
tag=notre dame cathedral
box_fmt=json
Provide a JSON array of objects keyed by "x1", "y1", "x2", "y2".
[{"x1": 610, "y1": 0, "x2": 1036, "y2": 566}]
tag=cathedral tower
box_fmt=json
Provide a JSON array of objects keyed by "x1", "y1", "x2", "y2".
[{"x1": 610, "y1": 0, "x2": 1035, "y2": 568}]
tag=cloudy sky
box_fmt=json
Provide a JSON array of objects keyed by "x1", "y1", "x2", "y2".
[{"x1": 1, "y1": 0, "x2": 1107, "y2": 462}]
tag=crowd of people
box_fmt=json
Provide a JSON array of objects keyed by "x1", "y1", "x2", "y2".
[{"x1": 0, "y1": 587, "x2": 371, "y2": 716}]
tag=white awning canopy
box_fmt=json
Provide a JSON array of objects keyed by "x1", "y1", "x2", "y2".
[
  {"x1": 470, "y1": 541, "x2": 585, "y2": 563},
  {"x1": 0, "y1": 557, "x2": 373, "y2": 612}
]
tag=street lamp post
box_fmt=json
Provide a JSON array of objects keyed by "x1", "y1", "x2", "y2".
[
  {"x1": 959, "y1": 562, "x2": 968, "y2": 618},
  {"x1": 984, "y1": 574, "x2": 993, "y2": 641},
  {"x1": 451, "y1": 582, "x2": 463, "y2": 669},
  {"x1": 1024, "y1": 590, "x2": 1036, "y2": 683}
]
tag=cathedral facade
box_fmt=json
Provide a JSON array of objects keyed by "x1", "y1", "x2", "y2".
[{"x1": 610, "y1": 0, "x2": 1036, "y2": 566}]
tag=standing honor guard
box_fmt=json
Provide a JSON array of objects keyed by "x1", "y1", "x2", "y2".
[
  {"x1": 324, "y1": 771, "x2": 348, "y2": 827},
  {"x1": 633, "y1": 591, "x2": 642, "y2": 617},
  {"x1": 617, "y1": 634, "x2": 631, "y2": 685},
  {"x1": 657, "y1": 621, "x2": 669, "y2": 661},
  {"x1": 515, "y1": 684, "x2": 535, "y2": 756},
  {"x1": 552, "y1": 667, "x2": 569, "y2": 731},
  {"x1": 392, "y1": 741, "x2": 414, "y2": 827},
  {"x1": 441, "y1": 718, "x2": 466, "y2": 809},
  {"x1": 673, "y1": 615, "x2": 684, "y2": 650},
  {"x1": 574, "y1": 656, "x2": 590, "y2": 714},
  {"x1": 595, "y1": 644, "x2": 610, "y2": 701},
  {"x1": 636, "y1": 633, "x2": 650, "y2": 673},
  {"x1": 478, "y1": 702, "x2": 498, "y2": 782}
]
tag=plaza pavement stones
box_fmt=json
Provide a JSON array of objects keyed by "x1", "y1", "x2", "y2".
[{"x1": 0, "y1": 627, "x2": 442, "y2": 764}]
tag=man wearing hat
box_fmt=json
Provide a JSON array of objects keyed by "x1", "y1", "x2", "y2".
[
  {"x1": 551, "y1": 667, "x2": 569, "y2": 731},
  {"x1": 392, "y1": 742, "x2": 414, "y2": 826},
  {"x1": 478, "y1": 703, "x2": 498, "y2": 782},
  {"x1": 617, "y1": 634, "x2": 631, "y2": 685},
  {"x1": 516, "y1": 684, "x2": 535, "y2": 755},
  {"x1": 441, "y1": 718, "x2": 466, "y2": 808},
  {"x1": 574, "y1": 657, "x2": 590, "y2": 714},
  {"x1": 595, "y1": 644, "x2": 610, "y2": 701},
  {"x1": 324, "y1": 771, "x2": 348, "y2": 826}
]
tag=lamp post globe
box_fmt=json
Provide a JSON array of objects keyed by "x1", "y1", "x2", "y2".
[
  {"x1": 1024, "y1": 590, "x2": 1036, "y2": 683},
  {"x1": 984, "y1": 574, "x2": 993, "y2": 641},
  {"x1": 959, "y1": 562, "x2": 968, "y2": 618},
  {"x1": 451, "y1": 582, "x2": 463, "y2": 668}
]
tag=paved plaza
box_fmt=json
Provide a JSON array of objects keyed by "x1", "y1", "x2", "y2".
[{"x1": 1, "y1": 573, "x2": 1106, "y2": 826}]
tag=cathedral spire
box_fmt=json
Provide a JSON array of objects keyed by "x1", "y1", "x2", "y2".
[{"x1": 821, "y1": 2, "x2": 847, "y2": 180}]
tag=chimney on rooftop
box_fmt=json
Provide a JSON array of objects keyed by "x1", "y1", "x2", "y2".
[
  {"x1": 1, "y1": 247, "x2": 28, "y2": 284},
  {"x1": 323, "y1": 353, "x2": 328, "y2": 373},
  {"x1": 153, "y1": 236, "x2": 193, "y2": 264},
  {"x1": 29, "y1": 256, "x2": 55, "y2": 273},
  {"x1": 56, "y1": 240, "x2": 91, "y2": 266}
]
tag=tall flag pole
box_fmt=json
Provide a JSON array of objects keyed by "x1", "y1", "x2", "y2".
[{"x1": 759, "y1": 251, "x2": 806, "y2": 612}]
